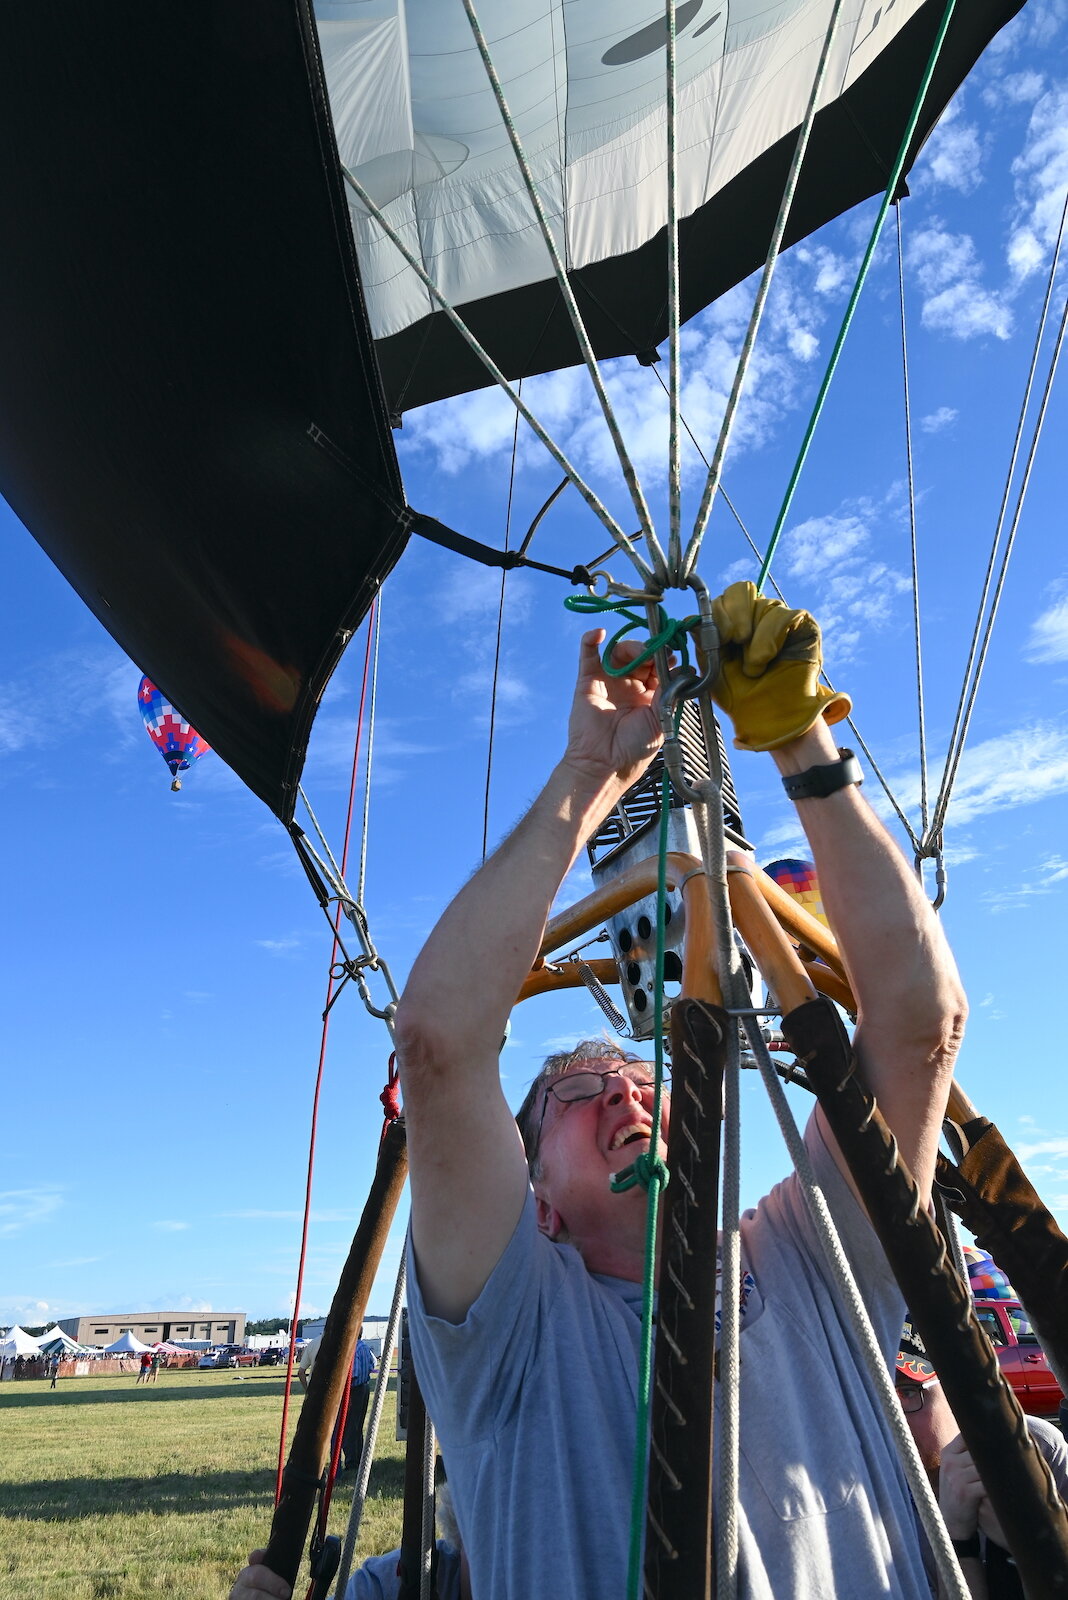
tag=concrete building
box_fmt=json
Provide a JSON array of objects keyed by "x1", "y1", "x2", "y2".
[{"x1": 58, "y1": 1311, "x2": 246, "y2": 1347}]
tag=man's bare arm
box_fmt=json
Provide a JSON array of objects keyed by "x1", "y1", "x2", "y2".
[
  {"x1": 772, "y1": 718, "x2": 966, "y2": 1206},
  {"x1": 393, "y1": 632, "x2": 663, "y2": 1323}
]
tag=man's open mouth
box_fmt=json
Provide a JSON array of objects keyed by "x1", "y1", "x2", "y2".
[{"x1": 609, "y1": 1123, "x2": 651, "y2": 1152}]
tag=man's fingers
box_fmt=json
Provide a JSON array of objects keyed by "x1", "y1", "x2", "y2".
[{"x1": 229, "y1": 1553, "x2": 292, "y2": 1600}]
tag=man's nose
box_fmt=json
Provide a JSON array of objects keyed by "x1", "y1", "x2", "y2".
[{"x1": 604, "y1": 1073, "x2": 642, "y2": 1105}]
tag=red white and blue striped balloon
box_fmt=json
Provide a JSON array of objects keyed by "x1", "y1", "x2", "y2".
[{"x1": 137, "y1": 676, "x2": 210, "y2": 789}]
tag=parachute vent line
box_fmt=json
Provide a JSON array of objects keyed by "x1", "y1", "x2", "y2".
[
  {"x1": 341, "y1": 166, "x2": 655, "y2": 586},
  {"x1": 895, "y1": 201, "x2": 930, "y2": 841},
  {"x1": 924, "y1": 183, "x2": 1068, "y2": 854},
  {"x1": 459, "y1": 0, "x2": 666, "y2": 584},
  {"x1": 757, "y1": 0, "x2": 961, "y2": 594},
  {"x1": 683, "y1": 0, "x2": 848, "y2": 581}
]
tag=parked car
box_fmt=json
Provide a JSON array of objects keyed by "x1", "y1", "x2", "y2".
[
  {"x1": 197, "y1": 1345, "x2": 258, "y2": 1369},
  {"x1": 258, "y1": 1348, "x2": 285, "y2": 1366},
  {"x1": 974, "y1": 1298, "x2": 1063, "y2": 1418}
]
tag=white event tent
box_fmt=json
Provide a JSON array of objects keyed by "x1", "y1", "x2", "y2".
[
  {"x1": 103, "y1": 1330, "x2": 151, "y2": 1354},
  {"x1": 0, "y1": 1325, "x2": 43, "y2": 1357}
]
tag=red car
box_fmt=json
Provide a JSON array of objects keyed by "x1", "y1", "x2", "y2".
[{"x1": 974, "y1": 1299, "x2": 1063, "y2": 1418}]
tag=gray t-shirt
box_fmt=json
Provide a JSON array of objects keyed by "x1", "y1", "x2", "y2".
[
  {"x1": 408, "y1": 1115, "x2": 930, "y2": 1599},
  {"x1": 341, "y1": 1542, "x2": 462, "y2": 1600}
]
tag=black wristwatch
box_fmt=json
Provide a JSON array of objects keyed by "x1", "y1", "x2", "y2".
[
  {"x1": 782, "y1": 748, "x2": 863, "y2": 801},
  {"x1": 950, "y1": 1532, "x2": 981, "y2": 1560}
]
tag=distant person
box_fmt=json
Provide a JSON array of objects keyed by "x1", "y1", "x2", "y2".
[
  {"x1": 894, "y1": 1321, "x2": 1068, "y2": 1596},
  {"x1": 49, "y1": 1353, "x2": 60, "y2": 1389},
  {"x1": 137, "y1": 1350, "x2": 152, "y2": 1385},
  {"x1": 342, "y1": 1334, "x2": 378, "y2": 1474},
  {"x1": 149, "y1": 1351, "x2": 162, "y2": 1383},
  {"x1": 297, "y1": 1334, "x2": 378, "y2": 1473}
]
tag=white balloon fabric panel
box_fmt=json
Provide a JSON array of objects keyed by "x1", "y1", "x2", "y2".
[{"x1": 316, "y1": 0, "x2": 922, "y2": 341}]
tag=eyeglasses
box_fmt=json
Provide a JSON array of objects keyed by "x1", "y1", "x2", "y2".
[
  {"x1": 534, "y1": 1066, "x2": 669, "y2": 1155},
  {"x1": 895, "y1": 1384, "x2": 928, "y2": 1414}
]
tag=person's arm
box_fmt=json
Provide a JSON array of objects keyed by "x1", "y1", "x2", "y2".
[
  {"x1": 772, "y1": 717, "x2": 966, "y2": 1206},
  {"x1": 707, "y1": 582, "x2": 964, "y2": 1207},
  {"x1": 394, "y1": 631, "x2": 664, "y2": 1324}
]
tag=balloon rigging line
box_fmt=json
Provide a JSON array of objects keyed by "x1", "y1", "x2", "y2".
[
  {"x1": 925, "y1": 182, "x2": 1068, "y2": 852},
  {"x1": 927, "y1": 273, "x2": 1068, "y2": 849},
  {"x1": 459, "y1": 0, "x2": 667, "y2": 583},
  {"x1": 666, "y1": 0, "x2": 682, "y2": 573},
  {"x1": 341, "y1": 166, "x2": 656, "y2": 587},
  {"x1": 756, "y1": 0, "x2": 960, "y2": 594},
  {"x1": 333, "y1": 1254, "x2": 408, "y2": 1600},
  {"x1": 895, "y1": 201, "x2": 930, "y2": 841},
  {"x1": 274, "y1": 608, "x2": 378, "y2": 1506},
  {"x1": 683, "y1": 0, "x2": 849, "y2": 581},
  {"x1": 649, "y1": 362, "x2": 922, "y2": 849},
  {"x1": 357, "y1": 593, "x2": 384, "y2": 909},
  {"x1": 483, "y1": 388, "x2": 522, "y2": 863},
  {"x1": 296, "y1": 792, "x2": 401, "y2": 1023}
]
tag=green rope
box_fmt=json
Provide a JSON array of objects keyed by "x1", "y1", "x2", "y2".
[
  {"x1": 756, "y1": 0, "x2": 959, "y2": 594},
  {"x1": 618, "y1": 754, "x2": 673, "y2": 1600},
  {"x1": 564, "y1": 593, "x2": 698, "y2": 677},
  {"x1": 566, "y1": 590, "x2": 681, "y2": 1593}
]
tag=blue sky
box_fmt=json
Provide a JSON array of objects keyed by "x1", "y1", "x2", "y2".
[{"x1": 3, "y1": 1, "x2": 1068, "y2": 1332}]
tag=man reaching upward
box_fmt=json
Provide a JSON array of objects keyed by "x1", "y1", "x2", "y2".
[
  {"x1": 393, "y1": 585, "x2": 966, "y2": 1599},
  {"x1": 230, "y1": 585, "x2": 967, "y2": 1600}
]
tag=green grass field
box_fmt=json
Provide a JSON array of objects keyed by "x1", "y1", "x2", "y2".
[{"x1": 0, "y1": 1369, "x2": 406, "y2": 1600}]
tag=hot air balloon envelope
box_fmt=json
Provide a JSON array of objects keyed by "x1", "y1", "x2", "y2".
[
  {"x1": 763, "y1": 859, "x2": 830, "y2": 930},
  {"x1": 138, "y1": 677, "x2": 211, "y2": 787}
]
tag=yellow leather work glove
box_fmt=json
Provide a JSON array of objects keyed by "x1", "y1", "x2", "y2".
[{"x1": 708, "y1": 582, "x2": 851, "y2": 752}]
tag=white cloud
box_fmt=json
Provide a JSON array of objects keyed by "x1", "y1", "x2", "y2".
[
  {"x1": 778, "y1": 505, "x2": 911, "y2": 663},
  {"x1": 0, "y1": 1187, "x2": 62, "y2": 1237},
  {"x1": 908, "y1": 226, "x2": 1012, "y2": 341},
  {"x1": 255, "y1": 936, "x2": 303, "y2": 955},
  {"x1": 1027, "y1": 590, "x2": 1068, "y2": 663},
  {"x1": 983, "y1": 69, "x2": 1046, "y2": 107},
  {"x1": 152, "y1": 1220, "x2": 190, "y2": 1232},
  {"x1": 1009, "y1": 83, "x2": 1068, "y2": 282},
  {"x1": 920, "y1": 406, "x2": 958, "y2": 435},
  {"x1": 921, "y1": 102, "x2": 984, "y2": 194}
]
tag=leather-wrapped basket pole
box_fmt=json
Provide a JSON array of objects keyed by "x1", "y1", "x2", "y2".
[
  {"x1": 264, "y1": 1117, "x2": 409, "y2": 1589},
  {"x1": 644, "y1": 997, "x2": 729, "y2": 1600},
  {"x1": 783, "y1": 997, "x2": 1068, "y2": 1597},
  {"x1": 937, "y1": 1112, "x2": 1068, "y2": 1394}
]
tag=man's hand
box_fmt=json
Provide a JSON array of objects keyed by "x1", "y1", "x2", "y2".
[
  {"x1": 938, "y1": 1434, "x2": 986, "y2": 1541},
  {"x1": 564, "y1": 630, "x2": 664, "y2": 789},
  {"x1": 229, "y1": 1551, "x2": 291, "y2": 1600},
  {"x1": 709, "y1": 581, "x2": 850, "y2": 751}
]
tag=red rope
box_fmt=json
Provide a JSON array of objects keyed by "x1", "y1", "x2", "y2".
[
  {"x1": 379, "y1": 1052, "x2": 401, "y2": 1145},
  {"x1": 275, "y1": 600, "x2": 378, "y2": 1507}
]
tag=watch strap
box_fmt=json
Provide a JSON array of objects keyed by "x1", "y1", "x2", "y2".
[
  {"x1": 950, "y1": 1533, "x2": 981, "y2": 1560},
  {"x1": 782, "y1": 748, "x2": 862, "y2": 801}
]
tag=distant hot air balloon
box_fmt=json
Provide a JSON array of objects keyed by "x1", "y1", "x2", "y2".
[
  {"x1": 763, "y1": 859, "x2": 829, "y2": 930},
  {"x1": 137, "y1": 675, "x2": 210, "y2": 791}
]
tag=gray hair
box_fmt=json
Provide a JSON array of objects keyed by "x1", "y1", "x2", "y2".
[{"x1": 515, "y1": 1039, "x2": 645, "y2": 1178}]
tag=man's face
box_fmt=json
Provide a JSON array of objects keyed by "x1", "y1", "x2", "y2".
[
  {"x1": 897, "y1": 1378, "x2": 957, "y2": 1485},
  {"x1": 533, "y1": 1061, "x2": 670, "y2": 1245}
]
